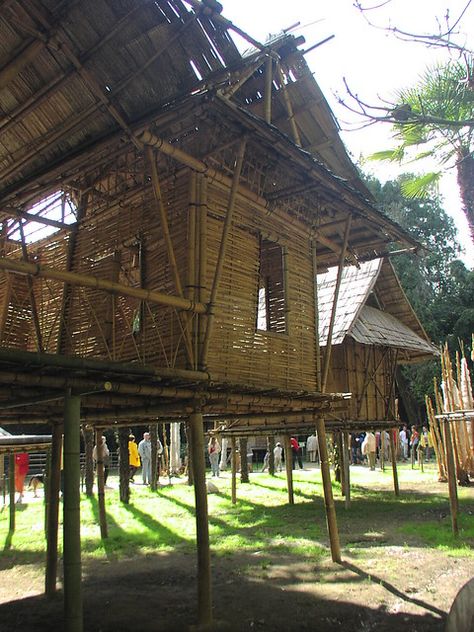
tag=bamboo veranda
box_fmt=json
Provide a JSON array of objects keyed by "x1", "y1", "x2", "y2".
[{"x1": 0, "y1": 0, "x2": 425, "y2": 628}]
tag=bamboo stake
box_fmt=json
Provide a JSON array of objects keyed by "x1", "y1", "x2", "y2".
[
  {"x1": 284, "y1": 436, "x2": 294, "y2": 505},
  {"x1": 189, "y1": 410, "x2": 212, "y2": 625},
  {"x1": 0, "y1": 258, "x2": 207, "y2": 314},
  {"x1": 63, "y1": 392, "x2": 83, "y2": 632},
  {"x1": 9, "y1": 453, "x2": 15, "y2": 534},
  {"x1": 389, "y1": 429, "x2": 400, "y2": 496},
  {"x1": 45, "y1": 423, "x2": 62, "y2": 596},
  {"x1": 231, "y1": 436, "x2": 237, "y2": 504},
  {"x1": 201, "y1": 138, "x2": 247, "y2": 368},
  {"x1": 95, "y1": 429, "x2": 108, "y2": 539},
  {"x1": 341, "y1": 431, "x2": 350, "y2": 508}
]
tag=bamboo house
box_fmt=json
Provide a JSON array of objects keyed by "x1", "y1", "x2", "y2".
[
  {"x1": 0, "y1": 0, "x2": 421, "y2": 628},
  {"x1": 317, "y1": 257, "x2": 439, "y2": 428}
]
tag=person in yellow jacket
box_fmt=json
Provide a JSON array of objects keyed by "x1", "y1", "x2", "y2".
[{"x1": 128, "y1": 434, "x2": 140, "y2": 483}]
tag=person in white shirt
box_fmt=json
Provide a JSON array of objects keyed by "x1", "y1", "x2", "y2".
[
  {"x1": 273, "y1": 442, "x2": 283, "y2": 472},
  {"x1": 306, "y1": 433, "x2": 319, "y2": 463},
  {"x1": 362, "y1": 431, "x2": 376, "y2": 470},
  {"x1": 399, "y1": 425, "x2": 409, "y2": 461}
]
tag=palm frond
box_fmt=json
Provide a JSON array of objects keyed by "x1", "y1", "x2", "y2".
[{"x1": 400, "y1": 172, "x2": 441, "y2": 199}]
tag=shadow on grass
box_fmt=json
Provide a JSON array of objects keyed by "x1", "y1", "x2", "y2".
[
  {"x1": 0, "y1": 549, "x2": 445, "y2": 632},
  {"x1": 121, "y1": 502, "x2": 191, "y2": 551},
  {"x1": 85, "y1": 496, "x2": 129, "y2": 561}
]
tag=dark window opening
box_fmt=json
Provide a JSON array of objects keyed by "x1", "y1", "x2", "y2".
[{"x1": 257, "y1": 238, "x2": 287, "y2": 334}]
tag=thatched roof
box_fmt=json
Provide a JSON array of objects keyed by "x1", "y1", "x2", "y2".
[{"x1": 317, "y1": 258, "x2": 438, "y2": 361}]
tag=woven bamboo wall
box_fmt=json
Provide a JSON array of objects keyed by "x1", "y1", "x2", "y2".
[{"x1": 326, "y1": 339, "x2": 396, "y2": 422}]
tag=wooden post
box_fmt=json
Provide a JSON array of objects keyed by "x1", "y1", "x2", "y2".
[
  {"x1": 389, "y1": 428, "x2": 400, "y2": 496},
  {"x1": 284, "y1": 436, "x2": 294, "y2": 505},
  {"x1": 44, "y1": 445, "x2": 51, "y2": 532},
  {"x1": 268, "y1": 435, "x2": 275, "y2": 476},
  {"x1": 342, "y1": 431, "x2": 350, "y2": 509},
  {"x1": 189, "y1": 410, "x2": 212, "y2": 626},
  {"x1": 95, "y1": 429, "x2": 108, "y2": 539},
  {"x1": 231, "y1": 437, "x2": 237, "y2": 505},
  {"x1": 150, "y1": 423, "x2": 159, "y2": 491},
  {"x1": 63, "y1": 392, "x2": 83, "y2": 632},
  {"x1": 9, "y1": 453, "x2": 15, "y2": 533},
  {"x1": 239, "y1": 437, "x2": 249, "y2": 483},
  {"x1": 118, "y1": 428, "x2": 130, "y2": 504},
  {"x1": 45, "y1": 423, "x2": 62, "y2": 596},
  {"x1": 380, "y1": 430, "x2": 385, "y2": 472},
  {"x1": 443, "y1": 420, "x2": 459, "y2": 535}
]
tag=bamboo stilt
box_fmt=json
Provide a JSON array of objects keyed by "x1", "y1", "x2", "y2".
[
  {"x1": 342, "y1": 431, "x2": 350, "y2": 509},
  {"x1": 9, "y1": 453, "x2": 15, "y2": 533},
  {"x1": 231, "y1": 436, "x2": 237, "y2": 504},
  {"x1": 95, "y1": 429, "x2": 108, "y2": 539},
  {"x1": 150, "y1": 423, "x2": 159, "y2": 491},
  {"x1": 389, "y1": 429, "x2": 400, "y2": 497},
  {"x1": 284, "y1": 436, "x2": 294, "y2": 505},
  {"x1": 45, "y1": 423, "x2": 62, "y2": 596},
  {"x1": 189, "y1": 410, "x2": 212, "y2": 626},
  {"x1": 63, "y1": 392, "x2": 83, "y2": 632},
  {"x1": 84, "y1": 427, "x2": 94, "y2": 497}
]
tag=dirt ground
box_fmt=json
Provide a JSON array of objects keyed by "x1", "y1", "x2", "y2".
[{"x1": 1, "y1": 470, "x2": 473, "y2": 631}]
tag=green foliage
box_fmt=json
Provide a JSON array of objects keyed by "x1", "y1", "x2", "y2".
[{"x1": 365, "y1": 174, "x2": 474, "y2": 412}]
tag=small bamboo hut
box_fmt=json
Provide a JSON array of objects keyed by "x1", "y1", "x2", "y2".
[
  {"x1": 0, "y1": 0, "x2": 421, "y2": 628},
  {"x1": 317, "y1": 257, "x2": 438, "y2": 428}
]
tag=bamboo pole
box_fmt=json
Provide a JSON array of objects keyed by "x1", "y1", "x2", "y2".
[
  {"x1": 189, "y1": 410, "x2": 212, "y2": 625},
  {"x1": 9, "y1": 453, "x2": 15, "y2": 533},
  {"x1": 268, "y1": 435, "x2": 275, "y2": 476},
  {"x1": 264, "y1": 56, "x2": 273, "y2": 124},
  {"x1": 389, "y1": 428, "x2": 400, "y2": 497},
  {"x1": 95, "y1": 429, "x2": 108, "y2": 539},
  {"x1": 342, "y1": 431, "x2": 350, "y2": 509},
  {"x1": 63, "y1": 392, "x2": 83, "y2": 632},
  {"x1": 188, "y1": 172, "x2": 197, "y2": 368},
  {"x1": 201, "y1": 138, "x2": 247, "y2": 367},
  {"x1": 0, "y1": 258, "x2": 206, "y2": 314},
  {"x1": 150, "y1": 423, "x2": 159, "y2": 491},
  {"x1": 45, "y1": 423, "x2": 62, "y2": 596},
  {"x1": 284, "y1": 436, "x2": 294, "y2": 505},
  {"x1": 380, "y1": 429, "x2": 385, "y2": 472},
  {"x1": 18, "y1": 220, "x2": 43, "y2": 352},
  {"x1": 312, "y1": 240, "x2": 321, "y2": 391},
  {"x1": 275, "y1": 61, "x2": 301, "y2": 146},
  {"x1": 231, "y1": 436, "x2": 237, "y2": 504},
  {"x1": 443, "y1": 420, "x2": 459, "y2": 535},
  {"x1": 84, "y1": 427, "x2": 94, "y2": 497}
]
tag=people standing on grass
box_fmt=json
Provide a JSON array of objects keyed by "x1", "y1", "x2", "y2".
[
  {"x1": 362, "y1": 431, "x2": 376, "y2": 471},
  {"x1": 14, "y1": 452, "x2": 29, "y2": 503},
  {"x1": 409, "y1": 425, "x2": 419, "y2": 461},
  {"x1": 138, "y1": 432, "x2": 152, "y2": 485},
  {"x1": 208, "y1": 437, "x2": 221, "y2": 477},
  {"x1": 290, "y1": 437, "x2": 304, "y2": 469},
  {"x1": 399, "y1": 425, "x2": 409, "y2": 461},
  {"x1": 306, "y1": 433, "x2": 319, "y2": 463},
  {"x1": 421, "y1": 426, "x2": 431, "y2": 461},
  {"x1": 93, "y1": 435, "x2": 110, "y2": 485},
  {"x1": 128, "y1": 434, "x2": 140, "y2": 482},
  {"x1": 274, "y1": 442, "x2": 283, "y2": 472}
]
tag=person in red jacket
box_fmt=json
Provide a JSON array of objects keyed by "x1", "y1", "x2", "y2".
[
  {"x1": 290, "y1": 437, "x2": 304, "y2": 470},
  {"x1": 15, "y1": 452, "x2": 29, "y2": 503}
]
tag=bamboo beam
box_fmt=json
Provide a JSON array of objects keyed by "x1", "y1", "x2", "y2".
[
  {"x1": 18, "y1": 221, "x2": 43, "y2": 352},
  {"x1": 264, "y1": 56, "x2": 273, "y2": 124},
  {"x1": 220, "y1": 57, "x2": 267, "y2": 99},
  {"x1": 1, "y1": 207, "x2": 74, "y2": 231},
  {"x1": 284, "y1": 436, "x2": 294, "y2": 505},
  {"x1": 189, "y1": 409, "x2": 212, "y2": 625},
  {"x1": 0, "y1": 258, "x2": 206, "y2": 314},
  {"x1": 63, "y1": 392, "x2": 83, "y2": 632},
  {"x1": 275, "y1": 62, "x2": 301, "y2": 146},
  {"x1": 200, "y1": 138, "x2": 247, "y2": 368},
  {"x1": 45, "y1": 423, "x2": 62, "y2": 596}
]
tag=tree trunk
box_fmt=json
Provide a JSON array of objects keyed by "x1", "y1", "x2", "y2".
[
  {"x1": 239, "y1": 438, "x2": 249, "y2": 483},
  {"x1": 457, "y1": 149, "x2": 474, "y2": 245},
  {"x1": 118, "y1": 428, "x2": 130, "y2": 504}
]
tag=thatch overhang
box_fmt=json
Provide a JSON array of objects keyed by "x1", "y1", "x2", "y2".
[{"x1": 318, "y1": 258, "x2": 439, "y2": 362}]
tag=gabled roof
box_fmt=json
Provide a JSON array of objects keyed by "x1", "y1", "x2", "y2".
[{"x1": 317, "y1": 258, "x2": 438, "y2": 361}]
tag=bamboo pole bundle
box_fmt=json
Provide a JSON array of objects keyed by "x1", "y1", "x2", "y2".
[{"x1": 425, "y1": 395, "x2": 447, "y2": 482}]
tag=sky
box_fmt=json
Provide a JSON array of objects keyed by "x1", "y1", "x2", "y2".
[{"x1": 221, "y1": 0, "x2": 473, "y2": 268}]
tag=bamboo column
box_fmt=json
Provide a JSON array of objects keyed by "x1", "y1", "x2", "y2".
[
  {"x1": 389, "y1": 428, "x2": 400, "y2": 497},
  {"x1": 268, "y1": 436, "x2": 275, "y2": 476},
  {"x1": 45, "y1": 423, "x2": 62, "y2": 596},
  {"x1": 380, "y1": 430, "x2": 385, "y2": 472},
  {"x1": 189, "y1": 409, "x2": 212, "y2": 626},
  {"x1": 443, "y1": 419, "x2": 459, "y2": 535},
  {"x1": 84, "y1": 426, "x2": 94, "y2": 497},
  {"x1": 239, "y1": 437, "x2": 249, "y2": 483},
  {"x1": 118, "y1": 428, "x2": 130, "y2": 504},
  {"x1": 342, "y1": 431, "x2": 351, "y2": 509},
  {"x1": 63, "y1": 392, "x2": 83, "y2": 632},
  {"x1": 284, "y1": 436, "x2": 294, "y2": 505},
  {"x1": 9, "y1": 453, "x2": 15, "y2": 533},
  {"x1": 231, "y1": 437, "x2": 237, "y2": 505},
  {"x1": 95, "y1": 429, "x2": 108, "y2": 539},
  {"x1": 264, "y1": 56, "x2": 273, "y2": 124},
  {"x1": 150, "y1": 423, "x2": 159, "y2": 491}
]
